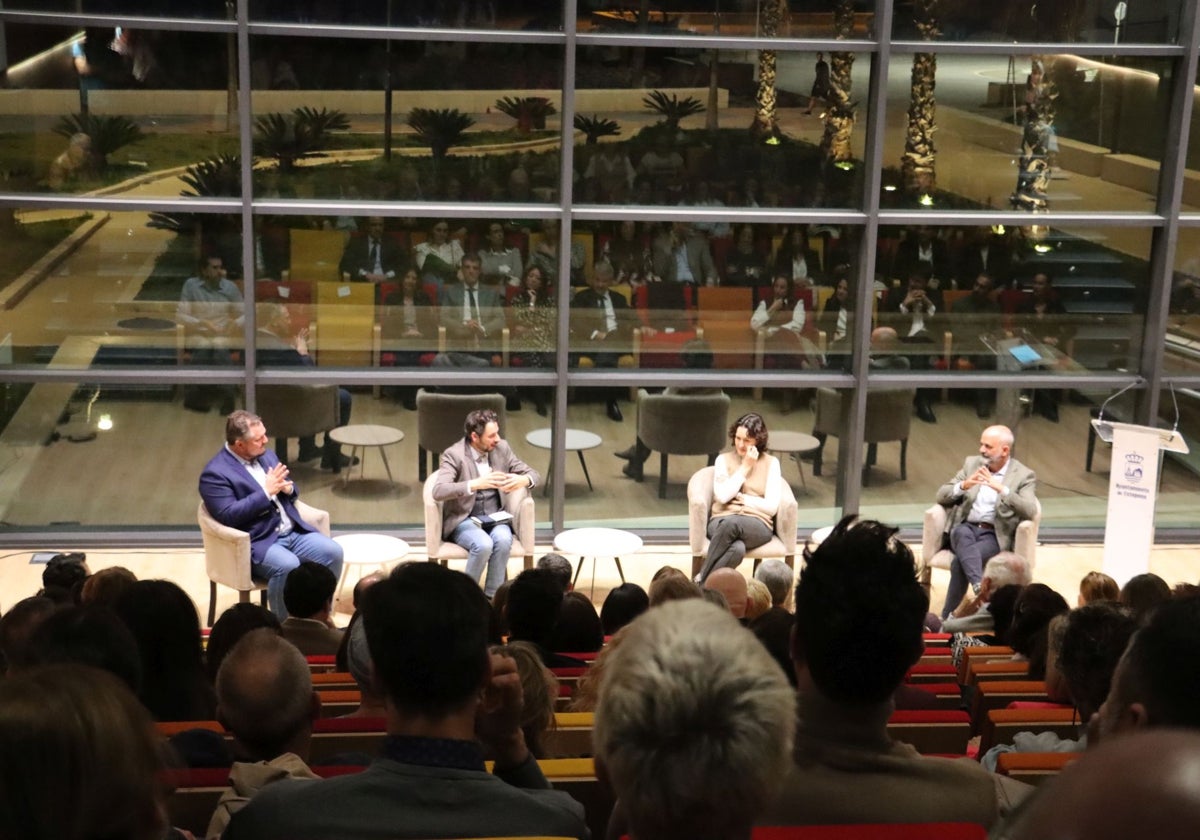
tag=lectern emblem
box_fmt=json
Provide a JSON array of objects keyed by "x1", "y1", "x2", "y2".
[{"x1": 1124, "y1": 451, "x2": 1144, "y2": 482}]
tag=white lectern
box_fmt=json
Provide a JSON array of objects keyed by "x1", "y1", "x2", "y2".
[{"x1": 1094, "y1": 419, "x2": 1189, "y2": 585}]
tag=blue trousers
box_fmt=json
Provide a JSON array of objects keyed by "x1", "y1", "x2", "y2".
[
  {"x1": 451, "y1": 519, "x2": 513, "y2": 597},
  {"x1": 941, "y1": 522, "x2": 1000, "y2": 618},
  {"x1": 258, "y1": 530, "x2": 344, "y2": 619}
]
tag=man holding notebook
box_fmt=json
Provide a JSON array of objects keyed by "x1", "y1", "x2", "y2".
[{"x1": 433, "y1": 408, "x2": 538, "y2": 597}]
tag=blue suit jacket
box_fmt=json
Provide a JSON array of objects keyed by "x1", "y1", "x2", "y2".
[{"x1": 199, "y1": 447, "x2": 314, "y2": 564}]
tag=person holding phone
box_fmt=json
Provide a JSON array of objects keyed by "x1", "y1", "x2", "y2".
[{"x1": 696, "y1": 413, "x2": 781, "y2": 584}]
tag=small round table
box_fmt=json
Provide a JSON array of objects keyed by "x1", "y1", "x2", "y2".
[
  {"x1": 332, "y1": 533, "x2": 409, "y2": 613},
  {"x1": 769, "y1": 430, "x2": 821, "y2": 492},
  {"x1": 554, "y1": 527, "x2": 641, "y2": 596},
  {"x1": 525, "y1": 428, "x2": 603, "y2": 497},
  {"x1": 328, "y1": 424, "x2": 404, "y2": 488}
]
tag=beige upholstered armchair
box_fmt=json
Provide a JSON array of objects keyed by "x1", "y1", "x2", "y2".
[
  {"x1": 197, "y1": 499, "x2": 330, "y2": 626},
  {"x1": 636, "y1": 389, "x2": 732, "y2": 499},
  {"x1": 686, "y1": 465, "x2": 798, "y2": 579},
  {"x1": 920, "y1": 498, "x2": 1041, "y2": 588},
  {"x1": 811, "y1": 387, "x2": 915, "y2": 484},
  {"x1": 415, "y1": 389, "x2": 507, "y2": 482},
  {"x1": 256, "y1": 384, "x2": 341, "y2": 464},
  {"x1": 422, "y1": 473, "x2": 536, "y2": 573}
]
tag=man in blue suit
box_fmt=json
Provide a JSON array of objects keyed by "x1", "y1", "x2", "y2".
[{"x1": 199, "y1": 410, "x2": 343, "y2": 618}]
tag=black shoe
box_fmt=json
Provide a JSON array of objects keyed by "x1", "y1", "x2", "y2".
[
  {"x1": 219, "y1": 395, "x2": 236, "y2": 415},
  {"x1": 976, "y1": 402, "x2": 991, "y2": 419},
  {"x1": 614, "y1": 445, "x2": 636, "y2": 461},
  {"x1": 534, "y1": 399, "x2": 548, "y2": 417},
  {"x1": 606, "y1": 400, "x2": 623, "y2": 422},
  {"x1": 506, "y1": 393, "x2": 522, "y2": 412},
  {"x1": 916, "y1": 402, "x2": 937, "y2": 424},
  {"x1": 401, "y1": 394, "x2": 417, "y2": 411},
  {"x1": 622, "y1": 462, "x2": 643, "y2": 482},
  {"x1": 183, "y1": 398, "x2": 210, "y2": 413},
  {"x1": 296, "y1": 446, "x2": 322, "y2": 463},
  {"x1": 321, "y1": 453, "x2": 361, "y2": 470},
  {"x1": 1043, "y1": 403, "x2": 1059, "y2": 423}
]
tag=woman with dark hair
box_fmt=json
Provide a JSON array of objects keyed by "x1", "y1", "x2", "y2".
[
  {"x1": 600, "y1": 583, "x2": 650, "y2": 636},
  {"x1": 549, "y1": 591, "x2": 605, "y2": 654},
  {"x1": 510, "y1": 264, "x2": 555, "y2": 415},
  {"x1": 412, "y1": 219, "x2": 464, "y2": 290},
  {"x1": 1008, "y1": 583, "x2": 1069, "y2": 680},
  {"x1": 1119, "y1": 572, "x2": 1172, "y2": 624},
  {"x1": 725, "y1": 224, "x2": 770, "y2": 288},
  {"x1": 111, "y1": 579, "x2": 215, "y2": 721},
  {"x1": 773, "y1": 224, "x2": 822, "y2": 287},
  {"x1": 696, "y1": 413, "x2": 781, "y2": 584},
  {"x1": 205, "y1": 602, "x2": 281, "y2": 683}
]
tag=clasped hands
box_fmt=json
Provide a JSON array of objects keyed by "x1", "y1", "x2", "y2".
[
  {"x1": 265, "y1": 463, "x2": 294, "y2": 496},
  {"x1": 962, "y1": 465, "x2": 1002, "y2": 493},
  {"x1": 471, "y1": 471, "x2": 530, "y2": 493}
]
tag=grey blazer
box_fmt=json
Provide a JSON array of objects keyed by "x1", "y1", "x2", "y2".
[
  {"x1": 432, "y1": 438, "x2": 539, "y2": 540},
  {"x1": 934, "y1": 455, "x2": 1037, "y2": 552}
]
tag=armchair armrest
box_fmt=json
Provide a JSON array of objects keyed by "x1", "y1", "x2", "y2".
[
  {"x1": 294, "y1": 500, "x2": 331, "y2": 537},
  {"x1": 752, "y1": 328, "x2": 767, "y2": 401},
  {"x1": 423, "y1": 475, "x2": 444, "y2": 558},
  {"x1": 688, "y1": 490, "x2": 712, "y2": 556},
  {"x1": 504, "y1": 486, "x2": 536, "y2": 554},
  {"x1": 775, "y1": 489, "x2": 798, "y2": 553}
]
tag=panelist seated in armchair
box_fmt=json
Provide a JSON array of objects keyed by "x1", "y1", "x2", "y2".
[
  {"x1": 695, "y1": 412, "x2": 781, "y2": 584},
  {"x1": 935, "y1": 424, "x2": 1038, "y2": 619}
]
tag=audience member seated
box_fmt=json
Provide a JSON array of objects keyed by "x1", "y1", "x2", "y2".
[
  {"x1": 935, "y1": 425, "x2": 1038, "y2": 619},
  {"x1": 490, "y1": 640, "x2": 558, "y2": 759},
  {"x1": 206, "y1": 602, "x2": 281, "y2": 683},
  {"x1": 223, "y1": 562, "x2": 589, "y2": 840},
  {"x1": 773, "y1": 224, "x2": 823, "y2": 287},
  {"x1": 1119, "y1": 572, "x2": 1171, "y2": 624},
  {"x1": 745, "y1": 578, "x2": 772, "y2": 621},
  {"x1": 0, "y1": 596, "x2": 58, "y2": 675},
  {"x1": 477, "y1": 221, "x2": 524, "y2": 286},
  {"x1": 506, "y1": 568, "x2": 586, "y2": 669},
  {"x1": 751, "y1": 274, "x2": 822, "y2": 370},
  {"x1": 549, "y1": 591, "x2": 604, "y2": 654},
  {"x1": 381, "y1": 267, "x2": 438, "y2": 364},
  {"x1": 340, "y1": 616, "x2": 387, "y2": 719},
  {"x1": 79, "y1": 565, "x2": 137, "y2": 607},
  {"x1": 678, "y1": 180, "x2": 730, "y2": 238},
  {"x1": 257, "y1": 303, "x2": 355, "y2": 469},
  {"x1": 955, "y1": 225, "x2": 1012, "y2": 289},
  {"x1": 1008, "y1": 584, "x2": 1070, "y2": 680},
  {"x1": 753, "y1": 558, "x2": 793, "y2": 611},
  {"x1": 943, "y1": 551, "x2": 1032, "y2": 634},
  {"x1": 595, "y1": 600, "x2": 796, "y2": 840},
  {"x1": 0, "y1": 664, "x2": 171, "y2": 840},
  {"x1": 817, "y1": 272, "x2": 852, "y2": 368},
  {"x1": 199, "y1": 410, "x2": 345, "y2": 619},
  {"x1": 894, "y1": 224, "x2": 951, "y2": 284},
  {"x1": 509, "y1": 266, "x2": 555, "y2": 411},
  {"x1": 696, "y1": 413, "x2": 781, "y2": 584},
  {"x1": 584, "y1": 142, "x2": 636, "y2": 204},
  {"x1": 527, "y1": 218, "x2": 584, "y2": 286},
  {"x1": 1001, "y1": 730, "x2": 1200, "y2": 840},
  {"x1": 571, "y1": 260, "x2": 634, "y2": 421},
  {"x1": 112, "y1": 579, "x2": 216, "y2": 723},
  {"x1": 1090, "y1": 594, "x2": 1200, "y2": 744},
  {"x1": 178, "y1": 254, "x2": 242, "y2": 414},
  {"x1": 535, "y1": 553, "x2": 573, "y2": 597},
  {"x1": 1079, "y1": 571, "x2": 1120, "y2": 606},
  {"x1": 650, "y1": 222, "x2": 718, "y2": 286},
  {"x1": 701, "y1": 587, "x2": 730, "y2": 612},
  {"x1": 648, "y1": 566, "x2": 703, "y2": 606},
  {"x1": 24, "y1": 604, "x2": 142, "y2": 694},
  {"x1": 761, "y1": 516, "x2": 1030, "y2": 828},
  {"x1": 602, "y1": 220, "x2": 651, "y2": 286},
  {"x1": 413, "y1": 219, "x2": 464, "y2": 290},
  {"x1": 437, "y1": 253, "x2": 505, "y2": 367},
  {"x1": 703, "y1": 567, "x2": 749, "y2": 620},
  {"x1": 600, "y1": 582, "x2": 649, "y2": 635},
  {"x1": 280, "y1": 562, "x2": 344, "y2": 657},
  {"x1": 749, "y1": 605, "x2": 797, "y2": 687},
  {"x1": 208, "y1": 629, "x2": 322, "y2": 839},
  {"x1": 38, "y1": 553, "x2": 89, "y2": 604},
  {"x1": 884, "y1": 264, "x2": 943, "y2": 423},
  {"x1": 636, "y1": 135, "x2": 685, "y2": 192},
  {"x1": 339, "y1": 216, "x2": 405, "y2": 284}
]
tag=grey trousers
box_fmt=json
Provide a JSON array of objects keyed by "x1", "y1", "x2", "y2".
[{"x1": 698, "y1": 513, "x2": 774, "y2": 582}]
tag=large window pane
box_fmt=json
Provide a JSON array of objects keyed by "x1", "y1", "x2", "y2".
[
  {"x1": 894, "y1": 1, "x2": 1183, "y2": 44},
  {"x1": 575, "y1": 46, "x2": 867, "y2": 208},
  {"x1": 1, "y1": 25, "x2": 240, "y2": 198},
  {"x1": 248, "y1": 36, "x2": 562, "y2": 203},
  {"x1": 249, "y1": 0, "x2": 563, "y2": 30},
  {"x1": 882, "y1": 53, "x2": 1172, "y2": 212},
  {"x1": 577, "y1": 2, "x2": 877, "y2": 40},
  {"x1": 1166, "y1": 226, "x2": 1200, "y2": 375},
  {"x1": 5, "y1": 1, "x2": 214, "y2": 16}
]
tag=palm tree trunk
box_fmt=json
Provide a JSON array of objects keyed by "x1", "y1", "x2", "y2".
[
  {"x1": 901, "y1": 0, "x2": 941, "y2": 196},
  {"x1": 820, "y1": 0, "x2": 857, "y2": 164},
  {"x1": 750, "y1": 0, "x2": 787, "y2": 141}
]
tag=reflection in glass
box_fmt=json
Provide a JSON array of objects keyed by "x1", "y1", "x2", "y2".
[
  {"x1": 249, "y1": 0, "x2": 563, "y2": 30},
  {"x1": 577, "y1": 1, "x2": 877, "y2": 41},
  {"x1": 883, "y1": 54, "x2": 1170, "y2": 212},
  {"x1": 893, "y1": 0, "x2": 1181, "y2": 44},
  {"x1": 574, "y1": 48, "x2": 866, "y2": 208},
  {"x1": 1165, "y1": 228, "x2": 1200, "y2": 375}
]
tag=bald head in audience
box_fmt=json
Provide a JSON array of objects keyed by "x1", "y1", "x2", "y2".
[
  {"x1": 216, "y1": 629, "x2": 318, "y2": 762},
  {"x1": 704, "y1": 568, "x2": 748, "y2": 619},
  {"x1": 1006, "y1": 730, "x2": 1200, "y2": 840}
]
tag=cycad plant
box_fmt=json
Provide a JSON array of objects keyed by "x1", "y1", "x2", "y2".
[
  {"x1": 53, "y1": 112, "x2": 145, "y2": 169},
  {"x1": 406, "y1": 108, "x2": 476, "y2": 163},
  {"x1": 642, "y1": 91, "x2": 705, "y2": 132},
  {"x1": 574, "y1": 114, "x2": 621, "y2": 144},
  {"x1": 253, "y1": 106, "x2": 350, "y2": 172},
  {"x1": 495, "y1": 96, "x2": 557, "y2": 133}
]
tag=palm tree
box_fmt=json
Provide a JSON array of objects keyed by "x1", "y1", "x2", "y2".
[
  {"x1": 901, "y1": 0, "x2": 941, "y2": 196},
  {"x1": 750, "y1": 0, "x2": 788, "y2": 142},
  {"x1": 820, "y1": 0, "x2": 858, "y2": 165}
]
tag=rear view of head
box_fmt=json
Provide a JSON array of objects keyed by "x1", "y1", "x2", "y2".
[
  {"x1": 982, "y1": 552, "x2": 1032, "y2": 594},
  {"x1": 362, "y1": 562, "x2": 491, "y2": 718},
  {"x1": 754, "y1": 559, "x2": 793, "y2": 609},
  {"x1": 535, "y1": 553, "x2": 574, "y2": 596},
  {"x1": 600, "y1": 583, "x2": 649, "y2": 635},
  {"x1": 506, "y1": 568, "x2": 565, "y2": 646},
  {"x1": 79, "y1": 566, "x2": 137, "y2": 607},
  {"x1": 0, "y1": 664, "x2": 166, "y2": 840},
  {"x1": 216, "y1": 628, "x2": 315, "y2": 761},
  {"x1": 1079, "y1": 571, "x2": 1120, "y2": 606},
  {"x1": 1119, "y1": 573, "x2": 1172, "y2": 624},
  {"x1": 1058, "y1": 602, "x2": 1137, "y2": 721},
  {"x1": 282, "y1": 561, "x2": 338, "y2": 620},
  {"x1": 25, "y1": 605, "x2": 142, "y2": 694},
  {"x1": 649, "y1": 569, "x2": 702, "y2": 607},
  {"x1": 704, "y1": 568, "x2": 748, "y2": 619},
  {"x1": 549, "y1": 591, "x2": 604, "y2": 653},
  {"x1": 205, "y1": 602, "x2": 281, "y2": 683},
  {"x1": 490, "y1": 640, "x2": 557, "y2": 758},
  {"x1": 794, "y1": 516, "x2": 926, "y2": 703},
  {"x1": 595, "y1": 600, "x2": 796, "y2": 840}
]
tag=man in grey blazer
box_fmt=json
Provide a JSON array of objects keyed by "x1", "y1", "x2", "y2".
[
  {"x1": 935, "y1": 424, "x2": 1038, "y2": 618},
  {"x1": 433, "y1": 408, "x2": 539, "y2": 597}
]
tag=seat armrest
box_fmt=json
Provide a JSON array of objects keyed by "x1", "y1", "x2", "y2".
[
  {"x1": 923, "y1": 503, "x2": 949, "y2": 566},
  {"x1": 687, "y1": 469, "x2": 714, "y2": 555},
  {"x1": 504, "y1": 485, "x2": 536, "y2": 553},
  {"x1": 423, "y1": 475, "x2": 444, "y2": 556},
  {"x1": 294, "y1": 500, "x2": 331, "y2": 537}
]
